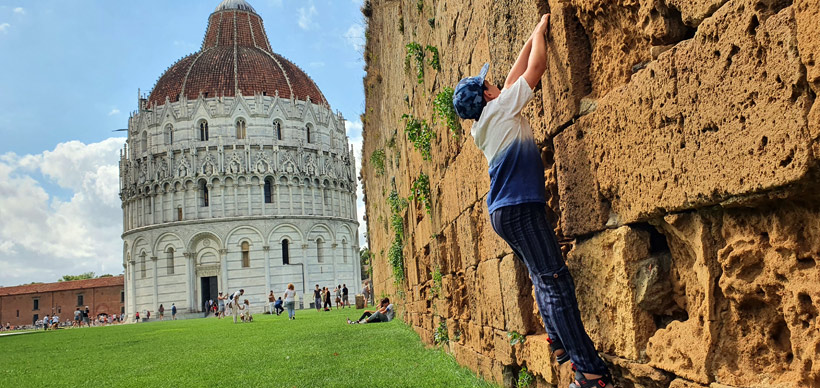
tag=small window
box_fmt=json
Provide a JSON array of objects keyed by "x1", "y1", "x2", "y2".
[
  {"x1": 166, "y1": 124, "x2": 174, "y2": 145},
  {"x1": 77, "y1": 294, "x2": 84, "y2": 306},
  {"x1": 121, "y1": 306, "x2": 125, "y2": 314},
  {"x1": 121, "y1": 291, "x2": 125, "y2": 303},
  {"x1": 282, "y1": 239, "x2": 290, "y2": 265},
  {"x1": 141, "y1": 131, "x2": 148, "y2": 154},
  {"x1": 140, "y1": 255, "x2": 147, "y2": 278},
  {"x1": 167, "y1": 249, "x2": 175, "y2": 275},
  {"x1": 274, "y1": 120, "x2": 282, "y2": 140},
  {"x1": 264, "y1": 178, "x2": 273, "y2": 203},
  {"x1": 16, "y1": 310, "x2": 19, "y2": 318},
  {"x1": 306, "y1": 124, "x2": 313, "y2": 144},
  {"x1": 342, "y1": 240, "x2": 348, "y2": 264},
  {"x1": 200, "y1": 181, "x2": 209, "y2": 207},
  {"x1": 33, "y1": 299, "x2": 39, "y2": 311},
  {"x1": 199, "y1": 120, "x2": 209, "y2": 141},
  {"x1": 236, "y1": 118, "x2": 247, "y2": 139},
  {"x1": 316, "y1": 238, "x2": 324, "y2": 263},
  {"x1": 241, "y1": 241, "x2": 251, "y2": 268},
  {"x1": 177, "y1": 207, "x2": 183, "y2": 221}
]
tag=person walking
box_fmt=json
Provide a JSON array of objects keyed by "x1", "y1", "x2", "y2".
[
  {"x1": 42, "y1": 315, "x2": 49, "y2": 330},
  {"x1": 83, "y1": 306, "x2": 91, "y2": 327},
  {"x1": 135, "y1": 311, "x2": 140, "y2": 322},
  {"x1": 342, "y1": 284, "x2": 349, "y2": 308},
  {"x1": 313, "y1": 284, "x2": 322, "y2": 311},
  {"x1": 217, "y1": 292, "x2": 226, "y2": 319},
  {"x1": 283, "y1": 283, "x2": 297, "y2": 320},
  {"x1": 73, "y1": 308, "x2": 81, "y2": 328},
  {"x1": 451, "y1": 14, "x2": 612, "y2": 388},
  {"x1": 171, "y1": 303, "x2": 177, "y2": 320},
  {"x1": 268, "y1": 291, "x2": 276, "y2": 314},
  {"x1": 159, "y1": 304, "x2": 165, "y2": 321},
  {"x1": 334, "y1": 286, "x2": 342, "y2": 309},
  {"x1": 323, "y1": 287, "x2": 332, "y2": 311}
]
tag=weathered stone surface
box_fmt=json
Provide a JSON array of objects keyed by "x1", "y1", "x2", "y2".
[
  {"x1": 669, "y1": 378, "x2": 710, "y2": 388},
  {"x1": 523, "y1": 334, "x2": 559, "y2": 385},
  {"x1": 476, "y1": 258, "x2": 505, "y2": 329},
  {"x1": 499, "y1": 254, "x2": 540, "y2": 334},
  {"x1": 556, "y1": 1, "x2": 814, "y2": 237},
  {"x1": 568, "y1": 226, "x2": 659, "y2": 360},
  {"x1": 666, "y1": 0, "x2": 729, "y2": 27},
  {"x1": 603, "y1": 354, "x2": 674, "y2": 388}
]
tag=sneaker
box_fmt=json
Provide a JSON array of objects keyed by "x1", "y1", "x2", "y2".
[{"x1": 569, "y1": 370, "x2": 613, "y2": 388}]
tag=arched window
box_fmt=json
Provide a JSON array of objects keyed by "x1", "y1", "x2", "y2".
[
  {"x1": 200, "y1": 181, "x2": 209, "y2": 207},
  {"x1": 177, "y1": 206, "x2": 183, "y2": 221},
  {"x1": 236, "y1": 118, "x2": 246, "y2": 139},
  {"x1": 140, "y1": 131, "x2": 148, "y2": 154},
  {"x1": 342, "y1": 240, "x2": 348, "y2": 264},
  {"x1": 166, "y1": 124, "x2": 174, "y2": 145},
  {"x1": 306, "y1": 124, "x2": 313, "y2": 144},
  {"x1": 316, "y1": 237, "x2": 324, "y2": 263},
  {"x1": 264, "y1": 177, "x2": 273, "y2": 203},
  {"x1": 241, "y1": 241, "x2": 250, "y2": 268},
  {"x1": 199, "y1": 120, "x2": 209, "y2": 141},
  {"x1": 140, "y1": 253, "x2": 147, "y2": 279},
  {"x1": 166, "y1": 248, "x2": 175, "y2": 275},
  {"x1": 282, "y1": 239, "x2": 290, "y2": 265},
  {"x1": 274, "y1": 120, "x2": 282, "y2": 140}
]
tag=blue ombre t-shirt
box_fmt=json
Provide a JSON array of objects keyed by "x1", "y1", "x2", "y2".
[{"x1": 471, "y1": 76, "x2": 545, "y2": 214}]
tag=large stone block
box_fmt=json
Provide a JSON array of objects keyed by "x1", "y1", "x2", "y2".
[
  {"x1": 523, "y1": 334, "x2": 559, "y2": 385},
  {"x1": 474, "y1": 199, "x2": 512, "y2": 261},
  {"x1": 568, "y1": 226, "x2": 659, "y2": 361},
  {"x1": 476, "y1": 258, "x2": 505, "y2": 329},
  {"x1": 555, "y1": 0, "x2": 814, "y2": 237},
  {"x1": 499, "y1": 254, "x2": 541, "y2": 334}
]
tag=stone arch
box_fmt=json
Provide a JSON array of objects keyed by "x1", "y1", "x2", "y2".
[
  {"x1": 268, "y1": 223, "x2": 304, "y2": 246},
  {"x1": 226, "y1": 225, "x2": 265, "y2": 248},
  {"x1": 131, "y1": 236, "x2": 151, "y2": 258},
  {"x1": 308, "y1": 223, "x2": 334, "y2": 244},
  {"x1": 153, "y1": 232, "x2": 184, "y2": 255},
  {"x1": 187, "y1": 231, "x2": 223, "y2": 254}
]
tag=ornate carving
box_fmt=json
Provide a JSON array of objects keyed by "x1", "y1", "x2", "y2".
[
  {"x1": 228, "y1": 152, "x2": 243, "y2": 174},
  {"x1": 201, "y1": 153, "x2": 217, "y2": 176},
  {"x1": 176, "y1": 157, "x2": 191, "y2": 178}
]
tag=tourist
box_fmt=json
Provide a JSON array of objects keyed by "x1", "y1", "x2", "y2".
[
  {"x1": 146, "y1": 310, "x2": 151, "y2": 321},
  {"x1": 217, "y1": 292, "x2": 226, "y2": 318},
  {"x1": 334, "y1": 286, "x2": 342, "y2": 309},
  {"x1": 313, "y1": 284, "x2": 321, "y2": 311},
  {"x1": 342, "y1": 284, "x2": 349, "y2": 308},
  {"x1": 212, "y1": 301, "x2": 218, "y2": 316},
  {"x1": 42, "y1": 315, "x2": 49, "y2": 330},
  {"x1": 274, "y1": 297, "x2": 284, "y2": 316},
  {"x1": 159, "y1": 304, "x2": 165, "y2": 320},
  {"x1": 83, "y1": 306, "x2": 91, "y2": 327},
  {"x1": 240, "y1": 299, "x2": 253, "y2": 322},
  {"x1": 51, "y1": 314, "x2": 59, "y2": 329},
  {"x1": 451, "y1": 14, "x2": 612, "y2": 387},
  {"x1": 348, "y1": 298, "x2": 394, "y2": 324},
  {"x1": 228, "y1": 289, "x2": 244, "y2": 323},
  {"x1": 135, "y1": 311, "x2": 140, "y2": 322},
  {"x1": 73, "y1": 308, "x2": 81, "y2": 328},
  {"x1": 283, "y1": 283, "x2": 297, "y2": 320},
  {"x1": 268, "y1": 291, "x2": 276, "y2": 314},
  {"x1": 323, "y1": 286, "x2": 332, "y2": 311},
  {"x1": 363, "y1": 281, "x2": 371, "y2": 306},
  {"x1": 171, "y1": 303, "x2": 177, "y2": 320}
]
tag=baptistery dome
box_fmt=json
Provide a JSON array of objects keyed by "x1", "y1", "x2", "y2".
[
  {"x1": 120, "y1": 0, "x2": 360, "y2": 322},
  {"x1": 148, "y1": 0, "x2": 326, "y2": 107}
]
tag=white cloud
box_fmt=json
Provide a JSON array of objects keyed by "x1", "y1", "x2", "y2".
[
  {"x1": 108, "y1": 108, "x2": 120, "y2": 116},
  {"x1": 0, "y1": 23, "x2": 9, "y2": 33},
  {"x1": 345, "y1": 120, "x2": 366, "y2": 247},
  {"x1": 13, "y1": 7, "x2": 24, "y2": 15},
  {"x1": 297, "y1": 3, "x2": 317, "y2": 30},
  {"x1": 0, "y1": 138, "x2": 126, "y2": 286},
  {"x1": 344, "y1": 24, "x2": 365, "y2": 52}
]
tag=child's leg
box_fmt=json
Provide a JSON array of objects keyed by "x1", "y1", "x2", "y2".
[{"x1": 490, "y1": 203, "x2": 608, "y2": 376}]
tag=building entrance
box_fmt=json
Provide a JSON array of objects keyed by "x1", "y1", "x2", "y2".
[{"x1": 200, "y1": 276, "x2": 218, "y2": 312}]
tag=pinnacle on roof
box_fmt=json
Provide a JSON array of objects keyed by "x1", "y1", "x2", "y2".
[{"x1": 215, "y1": 0, "x2": 257, "y2": 13}]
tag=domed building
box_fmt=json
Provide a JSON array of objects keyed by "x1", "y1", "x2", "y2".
[{"x1": 119, "y1": 0, "x2": 360, "y2": 319}]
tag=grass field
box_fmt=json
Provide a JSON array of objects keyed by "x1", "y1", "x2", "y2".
[{"x1": 2, "y1": 308, "x2": 498, "y2": 387}]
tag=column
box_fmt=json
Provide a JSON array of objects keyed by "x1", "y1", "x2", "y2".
[
  {"x1": 301, "y1": 183, "x2": 307, "y2": 216},
  {"x1": 233, "y1": 182, "x2": 239, "y2": 217},
  {"x1": 193, "y1": 186, "x2": 200, "y2": 220},
  {"x1": 276, "y1": 180, "x2": 282, "y2": 214},
  {"x1": 169, "y1": 190, "x2": 175, "y2": 222},
  {"x1": 151, "y1": 256, "x2": 159, "y2": 310},
  {"x1": 207, "y1": 184, "x2": 214, "y2": 219},
  {"x1": 331, "y1": 243, "x2": 338, "y2": 284},
  {"x1": 263, "y1": 245, "x2": 271, "y2": 295},
  {"x1": 158, "y1": 189, "x2": 164, "y2": 223},
  {"x1": 128, "y1": 259, "x2": 137, "y2": 320},
  {"x1": 247, "y1": 182, "x2": 253, "y2": 215},
  {"x1": 220, "y1": 183, "x2": 226, "y2": 218},
  {"x1": 219, "y1": 249, "x2": 228, "y2": 293},
  {"x1": 181, "y1": 188, "x2": 187, "y2": 221},
  {"x1": 300, "y1": 243, "x2": 309, "y2": 309},
  {"x1": 260, "y1": 182, "x2": 266, "y2": 216},
  {"x1": 288, "y1": 185, "x2": 294, "y2": 215},
  {"x1": 353, "y1": 244, "x2": 362, "y2": 294},
  {"x1": 184, "y1": 252, "x2": 193, "y2": 312}
]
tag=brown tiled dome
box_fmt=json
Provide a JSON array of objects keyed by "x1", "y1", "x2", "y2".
[{"x1": 149, "y1": 0, "x2": 327, "y2": 107}]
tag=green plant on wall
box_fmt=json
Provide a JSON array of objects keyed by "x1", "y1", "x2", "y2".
[
  {"x1": 417, "y1": 0, "x2": 423, "y2": 13},
  {"x1": 425, "y1": 45, "x2": 440, "y2": 71},
  {"x1": 398, "y1": 16, "x2": 405, "y2": 33},
  {"x1": 434, "y1": 319, "x2": 449, "y2": 345},
  {"x1": 507, "y1": 331, "x2": 526, "y2": 346},
  {"x1": 405, "y1": 42, "x2": 425, "y2": 84},
  {"x1": 433, "y1": 87, "x2": 461, "y2": 139},
  {"x1": 370, "y1": 149, "x2": 386, "y2": 176},
  {"x1": 402, "y1": 114, "x2": 433, "y2": 160},
  {"x1": 430, "y1": 265, "x2": 442, "y2": 298},
  {"x1": 387, "y1": 184, "x2": 408, "y2": 283},
  {"x1": 410, "y1": 172, "x2": 432, "y2": 215},
  {"x1": 517, "y1": 367, "x2": 534, "y2": 388}
]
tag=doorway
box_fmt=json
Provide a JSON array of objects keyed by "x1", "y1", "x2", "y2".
[{"x1": 200, "y1": 276, "x2": 218, "y2": 312}]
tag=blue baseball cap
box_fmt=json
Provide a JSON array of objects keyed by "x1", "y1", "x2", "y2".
[{"x1": 452, "y1": 63, "x2": 489, "y2": 120}]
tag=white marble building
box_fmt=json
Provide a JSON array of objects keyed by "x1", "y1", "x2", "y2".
[{"x1": 120, "y1": 0, "x2": 360, "y2": 319}]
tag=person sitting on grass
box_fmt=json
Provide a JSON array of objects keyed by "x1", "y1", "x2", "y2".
[
  {"x1": 240, "y1": 299, "x2": 253, "y2": 322},
  {"x1": 347, "y1": 298, "x2": 394, "y2": 324}
]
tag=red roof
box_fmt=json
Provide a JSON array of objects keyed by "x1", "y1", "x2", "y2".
[
  {"x1": 148, "y1": 7, "x2": 327, "y2": 107},
  {"x1": 0, "y1": 276, "x2": 124, "y2": 297}
]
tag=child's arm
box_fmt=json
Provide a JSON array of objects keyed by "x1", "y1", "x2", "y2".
[
  {"x1": 522, "y1": 14, "x2": 550, "y2": 90},
  {"x1": 503, "y1": 35, "x2": 534, "y2": 90}
]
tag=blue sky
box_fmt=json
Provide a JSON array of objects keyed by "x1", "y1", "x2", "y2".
[{"x1": 0, "y1": 0, "x2": 367, "y2": 286}]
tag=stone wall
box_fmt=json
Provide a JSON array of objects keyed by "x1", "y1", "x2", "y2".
[{"x1": 360, "y1": 0, "x2": 819, "y2": 386}]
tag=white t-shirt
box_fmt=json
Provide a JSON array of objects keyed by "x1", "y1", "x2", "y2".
[
  {"x1": 471, "y1": 76, "x2": 546, "y2": 213},
  {"x1": 283, "y1": 289, "x2": 296, "y2": 303}
]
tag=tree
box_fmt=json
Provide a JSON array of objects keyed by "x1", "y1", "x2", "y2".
[
  {"x1": 59, "y1": 272, "x2": 96, "y2": 282},
  {"x1": 359, "y1": 248, "x2": 372, "y2": 280}
]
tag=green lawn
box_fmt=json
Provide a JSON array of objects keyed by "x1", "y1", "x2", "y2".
[{"x1": 2, "y1": 308, "x2": 497, "y2": 388}]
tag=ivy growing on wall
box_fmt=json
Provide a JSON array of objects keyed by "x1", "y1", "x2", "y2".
[
  {"x1": 410, "y1": 172, "x2": 432, "y2": 215},
  {"x1": 387, "y1": 184, "x2": 408, "y2": 283},
  {"x1": 433, "y1": 87, "x2": 461, "y2": 139},
  {"x1": 425, "y1": 45, "x2": 440, "y2": 71},
  {"x1": 402, "y1": 114, "x2": 433, "y2": 160},
  {"x1": 405, "y1": 42, "x2": 425, "y2": 84},
  {"x1": 370, "y1": 149, "x2": 386, "y2": 176},
  {"x1": 430, "y1": 265, "x2": 442, "y2": 298},
  {"x1": 434, "y1": 320, "x2": 449, "y2": 345}
]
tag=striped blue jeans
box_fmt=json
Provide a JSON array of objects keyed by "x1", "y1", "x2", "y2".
[{"x1": 490, "y1": 202, "x2": 609, "y2": 375}]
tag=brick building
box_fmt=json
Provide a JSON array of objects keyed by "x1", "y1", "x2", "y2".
[{"x1": 0, "y1": 276, "x2": 124, "y2": 327}]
